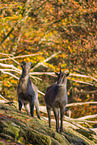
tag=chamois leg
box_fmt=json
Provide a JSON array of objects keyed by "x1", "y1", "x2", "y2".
[
  {"x1": 60, "y1": 107, "x2": 65, "y2": 132},
  {"x1": 34, "y1": 100, "x2": 40, "y2": 119},
  {"x1": 47, "y1": 106, "x2": 51, "y2": 128},
  {"x1": 24, "y1": 103, "x2": 30, "y2": 115},
  {"x1": 53, "y1": 107, "x2": 59, "y2": 132},
  {"x1": 18, "y1": 99, "x2": 23, "y2": 111},
  {"x1": 30, "y1": 100, "x2": 35, "y2": 117}
]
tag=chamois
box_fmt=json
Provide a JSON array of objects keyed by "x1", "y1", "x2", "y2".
[
  {"x1": 17, "y1": 61, "x2": 40, "y2": 119},
  {"x1": 44, "y1": 70, "x2": 69, "y2": 132}
]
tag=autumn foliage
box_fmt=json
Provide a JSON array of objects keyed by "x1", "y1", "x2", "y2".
[{"x1": 0, "y1": 0, "x2": 97, "y2": 118}]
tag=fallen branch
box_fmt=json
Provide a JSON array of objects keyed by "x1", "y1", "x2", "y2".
[
  {"x1": 39, "y1": 105, "x2": 97, "y2": 120},
  {"x1": 76, "y1": 114, "x2": 97, "y2": 120},
  {"x1": 66, "y1": 101, "x2": 97, "y2": 108},
  {"x1": 65, "y1": 115, "x2": 97, "y2": 123}
]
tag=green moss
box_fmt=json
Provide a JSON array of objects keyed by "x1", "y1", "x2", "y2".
[
  {"x1": 51, "y1": 138, "x2": 61, "y2": 145},
  {"x1": 17, "y1": 136, "x2": 25, "y2": 144},
  {"x1": 0, "y1": 133, "x2": 14, "y2": 141},
  {"x1": 0, "y1": 103, "x2": 97, "y2": 145},
  {"x1": 30, "y1": 133, "x2": 51, "y2": 145},
  {"x1": 0, "y1": 141, "x2": 6, "y2": 145}
]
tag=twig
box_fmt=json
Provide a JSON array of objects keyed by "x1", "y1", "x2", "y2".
[
  {"x1": 30, "y1": 75, "x2": 42, "y2": 81},
  {"x1": 38, "y1": 30, "x2": 50, "y2": 44},
  {"x1": 1, "y1": 27, "x2": 14, "y2": 44},
  {"x1": 38, "y1": 90, "x2": 45, "y2": 96}
]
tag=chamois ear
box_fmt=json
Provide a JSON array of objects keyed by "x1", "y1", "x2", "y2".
[
  {"x1": 60, "y1": 69, "x2": 62, "y2": 73},
  {"x1": 31, "y1": 62, "x2": 34, "y2": 69},
  {"x1": 66, "y1": 73, "x2": 69, "y2": 77},
  {"x1": 31, "y1": 64, "x2": 34, "y2": 68},
  {"x1": 22, "y1": 61, "x2": 26, "y2": 65},
  {"x1": 55, "y1": 72, "x2": 59, "y2": 76},
  {"x1": 20, "y1": 61, "x2": 26, "y2": 68},
  {"x1": 20, "y1": 64, "x2": 23, "y2": 68}
]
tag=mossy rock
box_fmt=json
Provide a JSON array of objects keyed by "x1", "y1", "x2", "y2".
[{"x1": 0, "y1": 103, "x2": 97, "y2": 145}]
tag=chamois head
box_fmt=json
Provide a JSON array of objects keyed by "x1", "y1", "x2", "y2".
[
  {"x1": 20, "y1": 61, "x2": 33, "y2": 76},
  {"x1": 55, "y1": 70, "x2": 69, "y2": 85}
]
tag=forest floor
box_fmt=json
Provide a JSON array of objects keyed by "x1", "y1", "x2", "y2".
[{"x1": 0, "y1": 101, "x2": 97, "y2": 145}]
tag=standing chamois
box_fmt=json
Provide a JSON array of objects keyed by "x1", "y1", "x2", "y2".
[
  {"x1": 17, "y1": 61, "x2": 40, "y2": 119},
  {"x1": 44, "y1": 70, "x2": 69, "y2": 132}
]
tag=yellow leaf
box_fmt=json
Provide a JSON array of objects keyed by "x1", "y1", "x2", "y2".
[
  {"x1": 67, "y1": 92, "x2": 70, "y2": 95},
  {"x1": 87, "y1": 94, "x2": 89, "y2": 98}
]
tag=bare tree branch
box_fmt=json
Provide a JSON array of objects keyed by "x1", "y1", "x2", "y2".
[
  {"x1": 70, "y1": 79, "x2": 94, "y2": 86},
  {"x1": 0, "y1": 69, "x2": 19, "y2": 80},
  {"x1": 0, "y1": 52, "x2": 96, "y2": 88},
  {"x1": 0, "y1": 66, "x2": 96, "y2": 86},
  {"x1": 31, "y1": 51, "x2": 61, "y2": 70},
  {"x1": 0, "y1": 69, "x2": 21, "y2": 74},
  {"x1": 0, "y1": 62, "x2": 21, "y2": 72},
  {"x1": 66, "y1": 101, "x2": 97, "y2": 108},
  {"x1": 30, "y1": 72, "x2": 55, "y2": 76},
  {"x1": 40, "y1": 106, "x2": 97, "y2": 124},
  {"x1": 0, "y1": 53, "x2": 40, "y2": 61},
  {"x1": 0, "y1": 94, "x2": 8, "y2": 101},
  {"x1": 38, "y1": 90, "x2": 45, "y2": 96},
  {"x1": 69, "y1": 73, "x2": 97, "y2": 82},
  {"x1": 0, "y1": 53, "x2": 13, "y2": 56}
]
